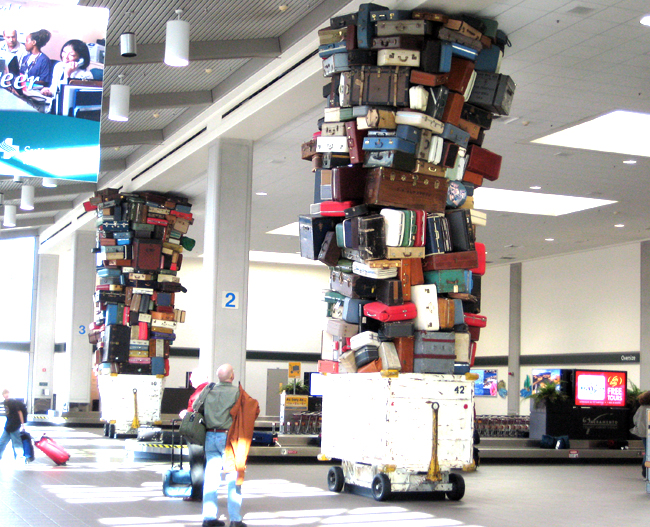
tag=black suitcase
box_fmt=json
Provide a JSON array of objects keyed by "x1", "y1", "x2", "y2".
[
  {"x1": 162, "y1": 420, "x2": 192, "y2": 498},
  {"x1": 358, "y1": 214, "x2": 386, "y2": 261},
  {"x1": 379, "y1": 320, "x2": 415, "y2": 339},
  {"x1": 354, "y1": 345, "x2": 380, "y2": 368},
  {"x1": 102, "y1": 324, "x2": 130, "y2": 363}
]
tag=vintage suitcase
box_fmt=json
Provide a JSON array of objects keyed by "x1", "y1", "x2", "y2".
[
  {"x1": 357, "y1": 358, "x2": 383, "y2": 373},
  {"x1": 318, "y1": 231, "x2": 342, "y2": 267},
  {"x1": 350, "y1": 330, "x2": 381, "y2": 351},
  {"x1": 331, "y1": 12, "x2": 358, "y2": 29},
  {"x1": 457, "y1": 118, "x2": 482, "y2": 141},
  {"x1": 320, "y1": 169, "x2": 333, "y2": 201},
  {"x1": 398, "y1": 257, "x2": 424, "y2": 302},
  {"x1": 441, "y1": 123, "x2": 470, "y2": 148},
  {"x1": 381, "y1": 208, "x2": 405, "y2": 247},
  {"x1": 322, "y1": 52, "x2": 350, "y2": 77},
  {"x1": 468, "y1": 72, "x2": 515, "y2": 115},
  {"x1": 364, "y1": 150, "x2": 417, "y2": 172},
  {"x1": 438, "y1": 297, "x2": 456, "y2": 330},
  {"x1": 424, "y1": 269, "x2": 472, "y2": 294},
  {"x1": 362, "y1": 135, "x2": 416, "y2": 155},
  {"x1": 365, "y1": 167, "x2": 449, "y2": 213},
  {"x1": 424, "y1": 85, "x2": 449, "y2": 121},
  {"x1": 375, "y1": 19, "x2": 432, "y2": 37},
  {"x1": 455, "y1": 332, "x2": 472, "y2": 363},
  {"x1": 362, "y1": 108, "x2": 397, "y2": 129},
  {"x1": 465, "y1": 312, "x2": 487, "y2": 328},
  {"x1": 410, "y1": 69, "x2": 449, "y2": 87},
  {"x1": 394, "y1": 336, "x2": 414, "y2": 372},
  {"x1": 447, "y1": 180, "x2": 467, "y2": 208},
  {"x1": 353, "y1": 261, "x2": 398, "y2": 279},
  {"x1": 386, "y1": 246, "x2": 425, "y2": 259},
  {"x1": 446, "y1": 208, "x2": 475, "y2": 251},
  {"x1": 421, "y1": 40, "x2": 453, "y2": 74},
  {"x1": 379, "y1": 320, "x2": 414, "y2": 339},
  {"x1": 348, "y1": 49, "x2": 377, "y2": 67},
  {"x1": 342, "y1": 297, "x2": 372, "y2": 324},
  {"x1": 475, "y1": 45, "x2": 503, "y2": 73},
  {"x1": 377, "y1": 48, "x2": 421, "y2": 67},
  {"x1": 345, "y1": 121, "x2": 367, "y2": 164},
  {"x1": 318, "y1": 26, "x2": 348, "y2": 46},
  {"x1": 370, "y1": 9, "x2": 411, "y2": 21},
  {"x1": 424, "y1": 214, "x2": 452, "y2": 255},
  {"x1": 410, "y1": 284, "x2": 439, "y2": 331},
  {"x1": 326, "y1": 318, "x2": 359, "y2": 338},
  {"x1": 339, "y1": 349, "x2": 358, "y2": 373},
  {"x1": 321, "y1": 121, "x2": 346, "y2": 136},
  {"x1": 357, "y1": 214, "x2": 386, "y2": 260},
  {"x1": 450, "y1": 41, "x2": 479, "y2": 61},
  {"x1": 445, "y1": 18, "x2": 483, "y2": 40},
  {"x1": 299, "y1": 215, "x2": 336, "y2": 260},
  {"x1": 446, "y1": 57, "x2": 475, "y2": 94},
  {"x1": 357, "y1": 3, "x2": 388, "y2": 48},
  {"x1": 395, "y1": 111, "x2": 444, "y2": 134},
  {"x1": 413, "y1": 331, "x2": 455, "y2": 374},
  {"x1": 321, "y1": 201, "x2": 359, "y2": 216},
  {"x1": 415, "y1": 129, "x2": 432, "y2": 160},
  {"x1": 461, "y1": 103, "x2": 492, "y2": 129},
  {"x1": 462, "y1": 169, "x2": 483, "y2": 187},
  {"x1": 331, "y1": 165, "x2": 366, "y2": 201},
  {"x1": 423, "y1": 250, "x2": 478, "y2": 271},
  {"x1": 318, "y1": 360, "x2": 340, "y2": 374},
  {"x1": 441, "y1": 91, "x2": 465, "y2": 126},
  {"x1": 133, "y1": 238, "x2": 163, "y2": 272},
  {"x1": 330, "y1": 269, "x2": 378, "y2": 299},
  {"x1": 412, "y1": 159, "x2": 447, "y2": 178},
  {"x1": 102, "y1": 324, "x2": 130, "y2": 363},
  {"x1": 378, "y1": 341, "x2": 402, "y2": 370},
  {"x1": 319, "y1": 41, "x2": 347, "y2": 58},
  {"x1": 351, "y1": 66, "x2": 410, "y2": 107},
  {"x1": 363, "y1": 301, "x2": 416, "y2": 322},
  {"x1": 437, "y1": 27, "x2": 484, "y2": 52},
  {"x1": 471, "y1": 242, "x2": 487, "y2": 275},
  {"x1": 371, "y1": 35, "x2": 424, "y2": 50},
  {"x1": 354, "y1": 345, "x2": 380, "y2": 368},
  {"x1": 428, "y1": 135, "x2": 444, "y2": 165},
  {"x1": 375, "y1": 278, "x2": 404, "y2": 306},
  {"x1": 317, "y1": 135, "x2": 350, "y2": 153},
  {"x1": 466, "y1": 144, "x2": 502, "y2": 181}
]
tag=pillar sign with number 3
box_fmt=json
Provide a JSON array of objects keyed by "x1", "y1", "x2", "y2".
[{"x1": 222, "y1": 291, "x2": 240, "y2": 309}]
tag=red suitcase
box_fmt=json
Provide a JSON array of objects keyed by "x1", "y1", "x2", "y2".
[
  {"x1": 471, "y1": 242, "x2": 486, "y2": 275},
  {"x1": 364, "y1": 301, "x2": 417, "y2": 322},
  {"x1": 35, "y1": 434, "x2": 70, "y2": 466},
  {"x1": 464, "y1": 313, "x2": 487, "y2": 327},
  {"x1": 320, "y1": 200, "x2": 359, "y2": 216},
  {"x1": 469, "y1": 340, "x2": 477, "y2": 367}
]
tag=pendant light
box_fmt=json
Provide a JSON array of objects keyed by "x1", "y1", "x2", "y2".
[
  {"x1": 120, "y1": 11, "x2": 137, "y2": 57},
  {"x1": 165, "y1": 9, "x2": 190, "y2": 67},
  {"x1": 3, "y1": 204, "x2": 16, "y2": 227},
  {"x1": 108, "y1": 74, "x2": 130, "y2": 121},
  {"x1": 42, "y1": 177, "x2": 57, "y2": 188},
  {"x1": 20, "y1": 185, "x2": 34, "y2": 210}
]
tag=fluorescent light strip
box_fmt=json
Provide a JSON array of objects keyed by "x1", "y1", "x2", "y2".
[
  {"x1": 474, "y1": 188, "x2": 616, "y2": 216},
  {"x1": 531, "y1": 110, "x2": 650, "y2": 157}
]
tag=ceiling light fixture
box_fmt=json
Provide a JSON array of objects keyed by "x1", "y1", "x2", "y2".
[
  {"x1": 530, "y1": 186, "x2": 542, "y2": 190},
  {"x1": 623, "y1": 159, "x2": 637, "y2": 164},
  {"x1": 20, "y1": 185, "x2": 34, "y2": 211},
  {"x1": 108, "y1": 74, "x2": 130, "y2": 121},
  {"x1": 256, "y1": 192, "x2": 268, "y2": 196},
  {"x1": 165, "y1": 9, "x2": 190, "y2": 67},
  {"x1": 545, "y1": 238, "x2": 554, "y2": 242},
  {"x1": 120, "y1": 32, "x2": 137, "y2": 57},
  {"x1": 3, "y1": 204, "x2": 16, "y2": 227},
  {"x1": 0, "y1": 193, "x2": 4, "y2": 206},
  {"x1": 13, "y1": 175, "x2": 23, "y2": 183},
  {"x1": 42, "y1": 177, "x2": 57, "y2": 188},
  {"x1": 641, "y1": 15, "x2": 650, "y2": 26},
  {"x1": 615, "y1": 224, "x2": 625, "y2": 228}
]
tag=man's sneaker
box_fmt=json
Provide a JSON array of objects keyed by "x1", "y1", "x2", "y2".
[
  {"x1": 201, "y1": 519, "x2": 225, "y2": 527},
  {"x1": 229, "y1": 522, "x2": 247, "y2": 527}
]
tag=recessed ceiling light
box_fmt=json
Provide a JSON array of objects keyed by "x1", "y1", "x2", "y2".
[
  {"x1": 641, "y1": 15, "x2": 650, "y2": 26},
  {"x1": 278, "y1": 4, "x2": 289, "y2": 12},
  {"x1": 623, "y1": 159, "x2": 637, "y2": 164},
  {"x1": 615, "y1": 224, "x2": 625, "y2": 228},
  {"x1": 152, "y1": 112, "x2": 160, "y2": 118},
  {"x1": 474, "y1": 188, "x2": 616, "y2": 216},
  {"x1": 545, "y1": 238, "x2": 554, "y2": 242},
  {"x1": 532, "y1": 110, "x2": 650, "y2": 157},
  {"x1": 530, "y1": 186, "x2": 542, "y2": 190},
  {"x1": 256, "y1": 192, "x2": 268, "y2": 196},
  {"x1": 267, "y1": 222, "x2": 299, "y2": 236},
  {"x1": 205, "y1": 68, "x2": 213, "y2": 74}
]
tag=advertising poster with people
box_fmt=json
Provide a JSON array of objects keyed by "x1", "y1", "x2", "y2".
[
  {"x1": 472, "y1": 369, "x2": 498, "y2": 397},
  {"x1": 0, "y1": 1, "x2": 108, "y2": 182}
]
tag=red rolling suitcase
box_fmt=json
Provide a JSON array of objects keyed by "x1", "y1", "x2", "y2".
[{"x1": 35, "y1": 434, "x2": 70, "y2": 466}]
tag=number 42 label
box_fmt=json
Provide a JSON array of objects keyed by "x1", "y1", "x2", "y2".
[{"x1": 222, "y1": 291, "x2": 240, "y2": 309}]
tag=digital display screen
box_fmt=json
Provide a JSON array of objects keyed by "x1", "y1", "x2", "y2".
[
  {"x1": 310, "y1": 372, "x2": 326, "y2": 397},
  {"x1": 574, "y1": 370, "x2": 626, "y2": 407}
]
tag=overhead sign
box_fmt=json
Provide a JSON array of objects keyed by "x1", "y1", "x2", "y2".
[
  {"x1": 0, "y1": 1, "x2": 108, "y2": 182},
  {"x1": 288, "y1": 362, "x2": 301, "y2": 379}
]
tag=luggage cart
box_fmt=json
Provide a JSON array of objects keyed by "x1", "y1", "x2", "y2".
[{"x1": 321, "y1": 372, "x2": 474, "y2": 501}]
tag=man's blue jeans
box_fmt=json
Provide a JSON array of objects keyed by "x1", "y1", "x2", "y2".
[
  {"x1": 0, "y1": 429, "x2": 22, "y2": 459},
  {"x1": 202, "y1": 431, "x2": 242, "y2": 522}
]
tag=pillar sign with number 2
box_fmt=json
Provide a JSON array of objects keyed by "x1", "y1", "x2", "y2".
[{"x1": 222, "y1": 291, "x2": 240, "y2": 309}]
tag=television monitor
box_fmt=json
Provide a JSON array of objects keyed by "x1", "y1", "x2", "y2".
[
  {"x1": 574, "y1": 370, "x2": 626, "y2": 407},
  {"x1": 309, "y1": 372, "x2": 326, "y2": 397}
]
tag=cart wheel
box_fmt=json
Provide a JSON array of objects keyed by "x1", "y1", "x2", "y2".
[
  {"x1": 108, "y1": 423, "x2": 116, "y2": 438},
  {"x1": 371, "y1": 473, "x2": 391, "y2": 501},
  {"x1": 103, "y1": 423, "x2": 110, "y2": 437},
  {"x1": 327, "y1": 466, "x2": 344, "y2": 492},
  {"x1": 445, "y1": 473, "x2": 465, "y2": 501}
]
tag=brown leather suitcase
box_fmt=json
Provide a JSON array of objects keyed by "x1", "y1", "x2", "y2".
[
  {"x1": 438, "y1": 297, "x2": 456, "y2": 330},
  {"x1": 441, "y1": 91, "x2": 465, "y2": 126},
  {"x1": 371, "y1": 35, "x2": 424, "y2": 50},
  {"x1": 412, "y1": 160, "x2": 447, "y2": 178},
  {"x1": 457, "y1": 118, "x2": 482, "y2": 140},
  {"x1": 133, "y1": 238, "x2": 163, "y2": 272},
  {"x1": 375, "y1": 278, "x2": 403, "y2": 306},
  {"x1": 446, "y1": 57, "x2": 475, "y2": 94},
  {"x1": 357, "y1": 358, "x2": 383, "y2": 373},
  {"x1": 318, "y1": 231, "x2": 342, "y2": 267},
  {"x1": 351, "y1": 65, "x2": 410, "y2": 107},
  {"x1": 409, "y1": 69, "x2": 449, "y2": 87},
  {"x1": 364, "y1": 167, "x2": 449, "y2": 213},
  {"x1": 345, "y1": 121, "x2": 366, "y2": 164},
  {"x1": 462, "y1": 169, "x2": 484, "y2": 187},
  {"x1": 423, "y1": 250, "x2": 479, "y2": 271},
  {"x1": 466, "y1": 144, "x2": 502, "y2": 181},
  {"x1": 394, "y1": 336, "x2": 414, "y2": 373},
  {"x1": 332, "y1": 164, "x2": 367, "y2": 201}
]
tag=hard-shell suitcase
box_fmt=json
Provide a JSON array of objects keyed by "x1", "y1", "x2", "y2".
[
  {"x1": 413, "y1": 330, "x2": 455, "y2": 374},
  {"x1": 354, "y1": 345, "x2": 380, "y2": 368},
  {"x1": 350, "y1": 330, "x2": 381, "y2": 351},
  {"x1": 379, "y1": 320, "x2": 414, "y2": 339},
  {"x1": 21, "y1": 431, "x2": 35, "y2": 462},
  {"x1": 162, "y1": 420, "x2": 192, "y2": 498},
  {"x1": 363, "y1": 301, "x2": 416, "y2": 322},
  {"x1": 410, "y1": 284, "x2": 439, "y2": 331},
  {"x1": 378, "y1": 341, "x2": 402, "y2": 371},
  {"x1": 34, "y1": 434, "x2": 70, "y2": 466}
]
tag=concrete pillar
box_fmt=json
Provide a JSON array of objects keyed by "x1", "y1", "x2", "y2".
[
  {"x1": 31, "y1": 253, "x2": 59, "y2": 413},
  {"x1": 59, "y1": 231, "x2": 96, "y2": 411},
  {"x1": 641, "y1": 241, "x2": 650, "y2": 388},
  {"x1": 201, "y1": 138, "x2": 253, "y2": 385},
  {"x1": 508, "y1": 263, "x2": 522, "y2": 415}
]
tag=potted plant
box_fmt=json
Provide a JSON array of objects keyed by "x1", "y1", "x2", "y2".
[{"x1": 527, "y1": 380, "x2": 571, "y2": 440}]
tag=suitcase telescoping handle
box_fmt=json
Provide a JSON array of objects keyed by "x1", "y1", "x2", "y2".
[{"x1": 170, "y1": 419, "x2": 184, "y2": 469}]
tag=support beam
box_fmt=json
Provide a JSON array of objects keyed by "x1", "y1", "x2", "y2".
[
  {"x1": 1, "y1": 183, "x2": 96, "y2": 201},
  {"x1": 101, "y1": 130, "x2": 164, "y2": 148},
  {"x1": 101, "y1": 90, "x2": 213, "y2": 113},
  {"x1": 0, "y1": 227, "x2": 39, "y2": 239},
  {"x1": 7, "y1": 202, "x2": 74, "y2": 214},
  {"x1": 105, "y1": 38, "x2": 281, "y2": 66},
  {"x1": 100, "y1": 158, "x2": 126, "y2": 172}
]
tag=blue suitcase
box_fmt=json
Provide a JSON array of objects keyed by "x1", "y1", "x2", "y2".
[
  {"x1": 362, "y1": 136, "x2": 416, "y2": 155},
  {"x1": 21, "y1": 431, "x2": 35, "y2": 463},
  {"x1": 442, "y1": 123, "x2": 470, "y2": 148},
  {"x1": 162, "y1": 420, "x2": 192, "y2": 498}
]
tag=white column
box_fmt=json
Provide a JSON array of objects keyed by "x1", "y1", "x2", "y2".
[
  {"x1": 507, "y1": 263, "x2": 522, "y2": 415},
  {"x1": 60, "y1": 231, "x2": 96, "y2": 410},
  {"x1": 641, "y1": 241, "x2": 650, "y2": 387},
  {"x1": 202, "y1": 138, "x2": 253, "y2": 384},
  {"x1": 31, "y1": 253, "x2": 59, "y2": 412}
]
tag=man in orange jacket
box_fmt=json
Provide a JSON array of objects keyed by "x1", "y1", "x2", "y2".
[{"x1": 195, "y1": 364, "x2": 259, "y2": 527}]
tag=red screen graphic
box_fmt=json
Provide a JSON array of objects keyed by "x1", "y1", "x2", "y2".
[{"x1": 574, "y1": 370, "x2": 626, "y2": 407}]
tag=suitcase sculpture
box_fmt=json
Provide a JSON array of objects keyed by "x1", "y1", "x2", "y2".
[
  {"x1": 303, "y1": 4, "x2": 516, "y2": 501},
  {"x1": 35, "y1": 434, "x2": 70, "y2": 466},
  {"x1": 84, "y1": 190, "x2": 194, "y2": 378}
]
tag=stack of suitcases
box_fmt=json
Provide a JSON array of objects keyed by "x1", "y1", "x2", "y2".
[
  {"x1": 300, "y1": 4, "x2": 515, "y2": 376},
  {"x1": 84, "y1": 189, "x2": 195, "y2": 377}
]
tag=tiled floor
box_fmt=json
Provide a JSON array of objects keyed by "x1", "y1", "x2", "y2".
[{"x1": 1, "y1": 425, "x2": 647, "y2": 527}]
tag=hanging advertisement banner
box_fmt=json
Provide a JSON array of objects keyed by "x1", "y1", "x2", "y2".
[{"x1": 0, "y1": 1, "x2": 108, "y2": 182}]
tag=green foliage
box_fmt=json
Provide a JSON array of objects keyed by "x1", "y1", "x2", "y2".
[
  {"x1": 527, "y1": 380, "x2": 568, "y2": 406},
  {"x1": 279, "y1": 380, "x2": 310, "y2": 395},
  {"x1": 627, "y1": 379, "x2": 644, "y2": 408}
]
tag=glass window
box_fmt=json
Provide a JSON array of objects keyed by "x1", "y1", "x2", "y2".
[{"x1": 0, "y1": 237, "x2": 35, "y2": 342}]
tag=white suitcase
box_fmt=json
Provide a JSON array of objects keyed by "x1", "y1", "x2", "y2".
[
  {"x1": 409, "y1": 85, "x2": 428, "y2": 112},
  {"x1": 445, "y1": 154, "x2": 467, "y2": 181},
  {"x1": 321, "y1": 121, "x2": 346, "y2": 136},
  {"x1": 380, "y1": 208, "x2": 405, "y2": 247},
  {"x1": 455, "y1": 332, "x2": 471, "y2": 363},
  {"x1": 339, "y1": 350, "x2": 357, "y2": 373},
  {"x1": 316, "y1": 136, "x2": 349, "y2": 153},
  {"x1": 470, "y1": 209, "x2": 487, "y2": 226},
  {"x1": 428, "y1": 135, "x2": 444, "y2": 165},
  {"x1": 378, "y1": 341, "x2": 402, "y2": 371},
  {"x1": 395, "y1": 111, "x2": 444, "y2": 134},
  {"x1": 377, "y1": 48, "x2": 421, "y2": 67},
  {"x1": 463, "y1": 70, "x2": 477, "y2": 100},
  {"x1": 375, "y1": 19, "x2": 432, "y2": 37},
  {"x1": 410, "y1": 284, "x2": 440, "y2": 331},
  {"x1": 350, "y1": 331, "x2": 381, "y2": 351},
  {"x1": 352, "y1": 261, "x2": 398, "y2": 279}
]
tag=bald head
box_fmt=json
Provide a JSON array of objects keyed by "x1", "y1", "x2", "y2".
[
  {"x1": 217, "y1": 364, "x2": 234, "y2": 383},
  {"x1": 3, "y1": 30, "x2": 18, "y2": 50}
]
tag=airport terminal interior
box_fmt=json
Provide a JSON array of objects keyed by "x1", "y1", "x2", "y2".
[{"x1": 3, "y1": 0, "x2": 650, "y2": 526}]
